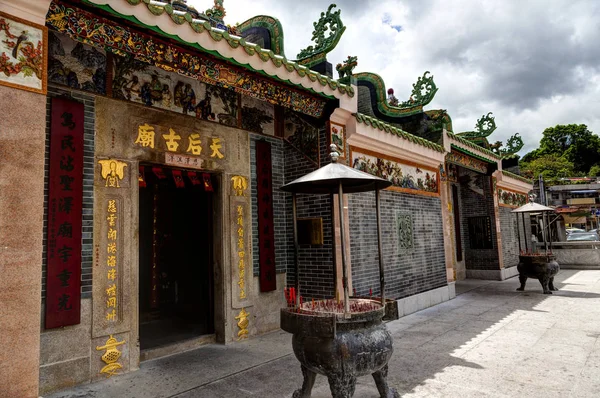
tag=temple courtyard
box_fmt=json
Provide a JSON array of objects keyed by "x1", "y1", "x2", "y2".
[{"x1": 46, "y1": 269, "x2": 600, "y2": 398}]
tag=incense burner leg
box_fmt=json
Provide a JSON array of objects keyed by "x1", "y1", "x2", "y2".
[
  {"x1": 549, "y1": 277, "x2": 558, "y2": 291},
  {"x1": 517, "y1": 274, "x2": 527, "y2": 291},
  {"x1": 538, "y1": 275, "x2": 552, "y2": 294},
  {"x1": 292, "y1": 365, "x2": 317, "y2": 398},
  {"x1": 372, "y1": 365, "x2": 400, "y2": 398},
  {"x1": 327, "y1": 373, "x2": 356, "y2": 398}
]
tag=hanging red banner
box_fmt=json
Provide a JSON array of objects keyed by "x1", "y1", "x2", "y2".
[
  {"x1": 172, "y1": 169, "x2": 185, "y2": 188},
  {"x1": 152, "y1": 166, "x2": 166, "y2": 179},
  {"x1": 187, "y1": 171, "x2": 201, "y2": 185},
  {"x1": 203, "y1": 173, "x2": 214, "y2": 192},
  {"x1": 45, "y1": 98, "x2": 84, "y2": 329},
  {"x1": 256, "y1": 141, "x2": 277, "y2": 292}
]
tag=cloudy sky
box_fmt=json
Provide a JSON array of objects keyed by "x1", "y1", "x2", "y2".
[{"x1": 189, "y1": 0, "x2": 600, "y2": 155}]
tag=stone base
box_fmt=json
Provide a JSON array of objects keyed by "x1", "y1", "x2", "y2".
[
  {"x1": 394, "y1": 284, "x2": 456, "y2": 318},
  {"x1": 466, "y1": 266, "x2": 519, "y2": 281}
]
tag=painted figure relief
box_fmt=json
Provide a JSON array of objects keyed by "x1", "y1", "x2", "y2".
[
  {"x1": 497, "y1": 188, "x2": 527, "y2": 208},
  {"x1": 446, "y1": 163, "x2": 458, "y2": 183},
  {"x1": 0, "y1": 12, "x2": 46, "y2": 93},
  {"x1": 48, "y1": 31, "x2": 106, "y2": 94},
  {"x1": 446, "y1": 151, "x2": 488, "y2": 174},
  {"x1": 329, "y1": 122, "x2": 346, "y2": 158},
  {"x1": 112, "y1": 54, "x2": 238, "y2": 127},
  {"x1": 241, "y1": 95, "x2": 275, "y2": 135},
  {"x1": 462, "y1": 169, "x2": 485, "y2": 196},
  {"x1": 283, "y1": 108, "x2": 319, "y2": 164},
  {"x1": 352, "y1": 150, "x2": 438, "y2": 194}
]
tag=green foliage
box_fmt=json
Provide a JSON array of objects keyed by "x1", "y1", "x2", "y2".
[
  {"x1": 589, "y1": 164, "x2": 600, "y2": 177},
  {"x1": 520, "y1": 124, "x2": 600, "y2": 179},
  {"x1": 520, "y1": 154, "x2": 576, "y2": 184}
]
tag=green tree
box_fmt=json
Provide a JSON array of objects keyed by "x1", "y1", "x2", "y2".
[
  {"x1": 536, "y1": 124, "x2": 600, "y2": 174},
  {"x1": 589, "y1": 164, "x2": 600, "y2": 177},
  {"x1": 520, "y1": 154, "x2": 575, "y2": 184}
]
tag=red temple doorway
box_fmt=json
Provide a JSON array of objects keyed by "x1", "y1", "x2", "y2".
[{"x1": 138, "y1": 165, "x2": 215, "y2": 350}]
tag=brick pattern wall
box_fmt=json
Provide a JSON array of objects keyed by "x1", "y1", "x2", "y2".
[
  {"x1": 459, "y1": 174, "x2": 500, "y2": 270},
  {"x1": 283, "y1": 128, "x2": 335, "y2": 299},
  {"x1": 499, "y1": 206, "x2": 519, "y2": 268},
  {"x1": 250, "y1": 135, "x2": 287, "y2": 275},
  {"x1": 42, "y1": 86, "x2": 95, "y2": 299},
  {"x1": 348, "y1": 191, "x2": 447, "y2": 300},
  {"x1": 500, "y1": 206, "x2": 533, "y2": 265}
]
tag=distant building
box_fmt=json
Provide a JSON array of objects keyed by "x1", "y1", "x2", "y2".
[{"x1": 548, "y1": 180, "x2": 600, "y2": 229}]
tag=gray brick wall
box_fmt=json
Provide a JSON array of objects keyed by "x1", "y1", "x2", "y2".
[
  {"x1": 250, "y1": 135, "x2": 287, "y2": 276},
  {"x1": 499, "y1": 206, "x2": 519, "y2": 268},
  {"x1": 499, "y1": 205, "x2": 533, "y2": 267},
  {"x1": 284, "y1": 128, "x2": 335, "y2": 299},
  {"x1": 459, "y1": 175, "x2": 500, "y2": 270},
  {"x1": 42, "y1": 85, "x2": 95, "y2": 299},
  {"x1": 348, "y1": 191, "x2": 447, "y2": 300}
]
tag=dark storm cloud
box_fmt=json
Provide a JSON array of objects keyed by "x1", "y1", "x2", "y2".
[{"x1": 403, "y1": 0, "x2": 600, "y2": 110}]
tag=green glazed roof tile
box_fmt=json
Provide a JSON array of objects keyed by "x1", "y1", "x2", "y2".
[
  {"x1": 446, "y1": 131, "x2": 502, "y2": 161},
  {"x1": 354, "y1": 113, "x2": 445, "y2": 153},
  {"x1": 502, "y1": 170, "x2": 532, "y2": 184}
]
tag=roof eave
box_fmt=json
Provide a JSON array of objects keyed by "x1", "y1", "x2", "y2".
[{"x1": 84, "y1": 0, "x2": 353, "y2": 100}]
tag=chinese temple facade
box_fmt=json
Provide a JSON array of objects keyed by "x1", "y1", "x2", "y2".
[{"x1": 0, "y1": 1, "x2": 532, "y2": 396}]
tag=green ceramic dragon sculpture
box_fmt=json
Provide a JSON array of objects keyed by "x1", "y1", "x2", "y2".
[
  {"x1": 399, "y1": 71, "x2": 438, "y2": 108},
  {"x1": 296, "y1": 4, "x2": 346, "y2": 67},
  {"x1": 336, "y1": 55, "x2": 357, "y2": 84}
]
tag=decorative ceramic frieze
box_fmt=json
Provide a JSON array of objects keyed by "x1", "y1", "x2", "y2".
[{"x1": 350, "y1": 147, "x2": 439, "y2": 197}]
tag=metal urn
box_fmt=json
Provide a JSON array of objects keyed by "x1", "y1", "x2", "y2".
[{"x1": 280, "y1": 146, "x2": 399, "y2": 398}]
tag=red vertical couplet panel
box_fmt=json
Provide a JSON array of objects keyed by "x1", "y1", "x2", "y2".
[
  {"x1": 256, "y1": 141, "x2": 277, "y2": 292},
  {"x1": 45, "y1": 98, "x2": 84, "y2": 329}
]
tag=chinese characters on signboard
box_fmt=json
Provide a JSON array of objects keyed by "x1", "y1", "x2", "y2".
[
  {"x1": 256, "y1": 141, "x2": 276, "y2": 292},
  {"x1": 134, "y1": 123, "x2": 224, "y2": 160},
  {"x1": 45, "y1": 98, "x2": 84, "y2": 329},
  {"x1": 467, "y1": 216, "x2": 493, "y2": 249},
  {"x1": 231, "y1": 176, "x2": 249, "y2": 301},
  {"x1": 237, "y1": 203, "x2": 246, "y2": 300},
  {"x1": 105, "y1": 199, "x2": 119, "y2": 322}
]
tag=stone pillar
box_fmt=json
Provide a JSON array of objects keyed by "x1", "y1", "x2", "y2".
[
  {"x1": 0, "y1": 2, "x2": 51, "y2": 396},
  {"x1": 0, "y1": 87, "x2": 46, "y2": 397},
  {"x1": 491, "y1": 176, "x2": 505, "y2": 269},
  {"x1": 334, "y1": 194, "x2": 352, "y2": 300},
  {"x1": 439, "y1": 176, "x2": 456, "y2": 282}
]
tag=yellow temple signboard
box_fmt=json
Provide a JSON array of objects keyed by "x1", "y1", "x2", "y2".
[{"x1": 134, "y1": 123, "x2": 225, "y2": 159}]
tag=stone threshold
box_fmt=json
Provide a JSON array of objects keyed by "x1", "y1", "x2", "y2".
[{"x1": 140, "y1": 334, "x2": 216, "y2": 362}]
